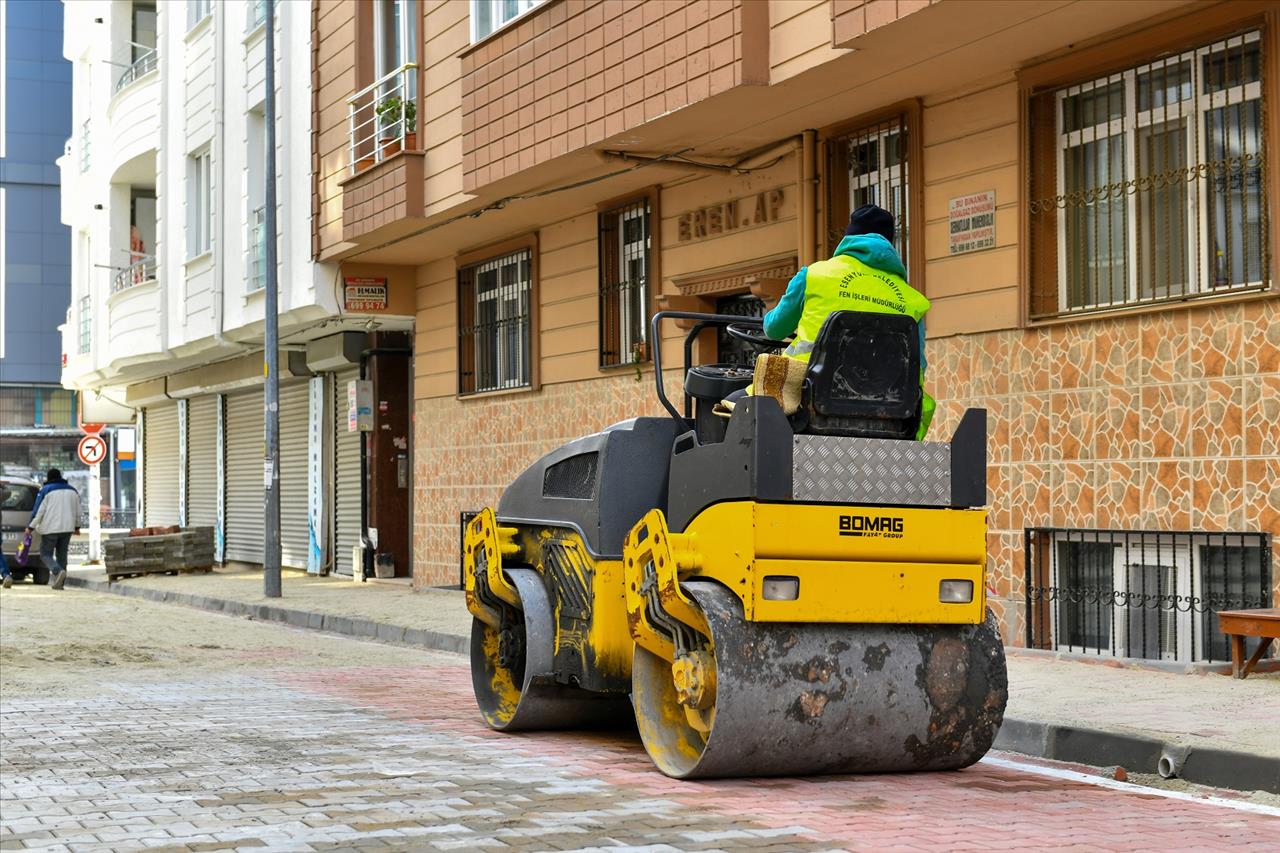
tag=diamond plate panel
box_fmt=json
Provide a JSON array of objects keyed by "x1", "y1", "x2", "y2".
[{"x1": 792, "y1": 436, "x2": 951, "y2": 506}]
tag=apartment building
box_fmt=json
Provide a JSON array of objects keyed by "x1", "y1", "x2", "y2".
[
  {"x1": 58, "y1": 0, "x2": 416, "y2": 578},
  {"x1": 0, "y1": 0, "x2": 79, "y2": 484},
  {"x1": 313, "y1": 0, "x2": 1278, "y2": 664}
]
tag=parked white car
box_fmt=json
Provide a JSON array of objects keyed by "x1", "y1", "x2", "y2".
[{"x1": 1, "y1": 476, "x2": 50, "y2": 584}]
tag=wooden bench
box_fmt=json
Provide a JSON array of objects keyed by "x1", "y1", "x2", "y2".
[{"x1": 1216, "y1": 608, "x2": 1280, "y2": 679}]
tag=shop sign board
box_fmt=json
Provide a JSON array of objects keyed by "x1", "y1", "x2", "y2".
[
  {"x1": 948, "y1": 191, "x2": 996, "y2": 255},
  {"x1": 344, "y1": 277, "x2": 388, "y2": 311}
]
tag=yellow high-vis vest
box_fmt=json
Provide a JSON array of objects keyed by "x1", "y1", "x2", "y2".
[{"x1": 784, "y1": 254, "x2": 935, "y2": 439}]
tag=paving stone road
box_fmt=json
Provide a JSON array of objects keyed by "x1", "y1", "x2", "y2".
[{"x1": 2, "y1": 586, "x2": 1277, "y2": 852}]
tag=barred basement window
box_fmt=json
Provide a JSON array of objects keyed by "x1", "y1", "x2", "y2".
[
  {"x1": 825, "y1": 111, "x2": 913, "y2": 275},
  {"x1": 457, "y1": 248, "x2": 533, "y2": 395},
  {"x1": 1025, "y1": 528, "x2": 1273, "y2": 664},
  {"x1": 1028, "y1": 30, "x2": 1270, "y2": 319},
  {"x1": 598, "y1": 197, "x2": 651, "y2": 368}
]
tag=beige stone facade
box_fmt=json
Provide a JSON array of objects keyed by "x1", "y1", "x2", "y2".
[{"x1": 313, "y1": 0, "x2": 1279, "y2": 657}]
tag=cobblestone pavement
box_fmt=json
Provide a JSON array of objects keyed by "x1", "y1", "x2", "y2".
[{"x1": 3, "y1": 589, "x2": 1278, "y2": 852}]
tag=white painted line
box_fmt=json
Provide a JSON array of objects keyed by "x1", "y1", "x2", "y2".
[{"x1": 980, "y1": 755, "x2": 1280, "y2": 817}]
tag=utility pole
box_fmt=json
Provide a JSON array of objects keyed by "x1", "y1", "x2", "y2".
[{"x1": 263, "y1": 0, "x2": 281, "y2": 598}]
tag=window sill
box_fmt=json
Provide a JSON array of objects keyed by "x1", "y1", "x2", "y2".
[
  {"x1": 338, "y1": 148, "x2": 424, "y2": 187},
  {"x1": 243, "y1": 284, "x2": 266, "y2": 304},
  {"x1": 456, "y1": 383, "x2": 538, "y2": 402},
  {"x1": 184, "y1": 13, "x2": 213, "y2": 43},
  {"x1": 243, "y1": 21, "x2": 266, "y2": 44},
  {"x1": 459, "y1": 0, "x2": 552, "y2": 58},
  {"x1": 1025, "y1": 285, "x2": 1275, "y2": 329},
  {"x1": 184, "y1": 250, "x2": 213, "y2": 268}
]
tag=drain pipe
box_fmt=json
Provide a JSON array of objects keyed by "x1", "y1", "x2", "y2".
[
  {"x1": 357, "y1": 343, "x2": 412, "y2": 581},
  {"x1": 799, "y1": 129, "x2": 817, "y2": 266}
]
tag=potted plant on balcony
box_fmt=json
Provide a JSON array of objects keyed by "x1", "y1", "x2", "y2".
[{"x1": 375, "y1": 95, "x2": 417, "y2": 158}]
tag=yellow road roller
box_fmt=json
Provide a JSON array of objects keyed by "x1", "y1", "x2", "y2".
[{"x1": 464, "y1": 309, "x2": 1007, "y2": 779}]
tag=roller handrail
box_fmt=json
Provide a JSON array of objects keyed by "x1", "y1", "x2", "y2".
[{"x1": 649, "y1": 310, "x2": 764, "y2": 425}]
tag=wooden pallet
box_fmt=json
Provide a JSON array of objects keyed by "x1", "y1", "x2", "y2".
[{"x1": 105, "y1": 565, "x2": 214, "y2": 582}]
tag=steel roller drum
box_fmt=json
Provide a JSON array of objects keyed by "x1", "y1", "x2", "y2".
[
  {"x1": 471, "y1": 568, "x2": 630, "y2": 731},
  {"x1": 632, "y1": 581, "x2": 1008, "y2": 779}
]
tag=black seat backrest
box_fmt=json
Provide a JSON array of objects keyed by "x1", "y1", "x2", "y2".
[{"x1": 796, "y1": 310, "x2": 922, "y2": 439}]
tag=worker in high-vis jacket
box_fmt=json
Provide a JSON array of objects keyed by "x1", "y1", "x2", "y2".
[{"x1": 754, "y1": 204, "x2": 934, "y2": 440}]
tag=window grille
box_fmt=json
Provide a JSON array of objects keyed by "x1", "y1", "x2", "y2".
[
  {"x1": 78, "y1": 295, "x2": 91, "y2": 354},
  {"x1": 457, "y1": 249, "x2": 533, "y2": 395},
  {"x1": 1028, "y1": 30, "x2": 1270, "y2": 319},
  {"x1": 1025, "y1": 527, "x2": 1273, "y2": 664},
  {"x1": 826, "y1": 113, "x2": 912, "y2": 274},
  {"x1": 598, "y1": 198, "x2": 651, "y2": 368}
]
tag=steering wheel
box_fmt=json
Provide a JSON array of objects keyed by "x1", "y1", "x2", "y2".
[
  {"x1": 726, "y1": 322, "x2": 791, "y2": 352},
  {"x1": 688, "y1": 363, "x2": 754, "y2": 382}
]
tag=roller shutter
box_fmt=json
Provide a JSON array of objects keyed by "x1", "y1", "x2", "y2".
[
  {"x1": 224, "y1": 389, "x2": 264, "y2": 564},
  {"x1": 143, "y1": 402, "x2": 181, "y2": 527},
  {"x1": 279, "y1": 380, "x2": 310, "y2": 569},
  {"x1": 333, "y1": 368, "x2": 362, "y2": 575},
  {"x1": 187, "y1": 395, "x2": 219, "y2": 528}
]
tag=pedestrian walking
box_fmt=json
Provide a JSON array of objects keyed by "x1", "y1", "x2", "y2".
[{"x1": 25, "y1": 469, "x2": 80, "y2": 590}]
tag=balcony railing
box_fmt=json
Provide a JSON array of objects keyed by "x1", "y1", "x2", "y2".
[
  {"x1": 1025, "y1": 527, "x2": 1273, "y2": 665},
  {"x1": 115, "y1": 47, "x2": 158, "y2": 94},
  {"x1": 112, "y1": 254, "x2": 157, "y2": 294},
  {"x1": 79, "y1": 120, "x2": 91, "y2": 173},
  {"x1": 78, "y1": 295, "x2": 91, "y2": 354},
  {"x1": 347, "y1": 63, "x2": 418, "y2": 175},
  {"x1": 247, "y1": 205, "x2": 266, "y2": 292}
]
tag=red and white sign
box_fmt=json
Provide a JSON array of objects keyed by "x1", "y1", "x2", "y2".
[
  {"x1": 80, "y1": 422, "x2": 106, "y2": 435},
  {"x1": 948, "y1": 190, "x2": 996, "y2": 255},
  {"x1": 77, "y1": 435, "x2": 108, "y2": 466},
  {"x1": 344, "y1": 277, "x2": 388, "y2": 311}
]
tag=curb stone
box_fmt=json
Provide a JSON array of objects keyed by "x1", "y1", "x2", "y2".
[{"x1": 62, "y1": 573, "x2": 1276, "y2": 793}]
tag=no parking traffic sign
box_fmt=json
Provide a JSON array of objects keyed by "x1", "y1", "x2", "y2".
[{"x1": 78, "y1": 434, "x2": 107, "y2": 466}]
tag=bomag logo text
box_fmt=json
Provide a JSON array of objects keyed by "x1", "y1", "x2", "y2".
[{"x1": 838, "y1": 515, "x2": 905, "y2": 538}]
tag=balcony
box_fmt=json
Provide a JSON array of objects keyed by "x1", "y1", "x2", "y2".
[
  {"x1": 115, "y1": 47, "x2": 157, "y2": 94},
  {"x1": 112, "y1": 254, "x2": 156, "y2": 295},
  {"x1": 339, "y1": 63, "x2": 425, "y2": 242},
  {"x1": 107, "y1": 255, "x2": 163, "y2": 369},
  {"x1": 347, "y1": 63, "x2": 419, "y2": 175}
]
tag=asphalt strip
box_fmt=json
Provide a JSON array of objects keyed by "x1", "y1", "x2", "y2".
[{"x1": 980, "y1": 755, "x2": 1280, "y2": 817}]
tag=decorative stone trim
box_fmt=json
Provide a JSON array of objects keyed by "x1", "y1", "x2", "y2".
[{"x1": 670, "y1": 252, "x2": 797, "y2": 298}]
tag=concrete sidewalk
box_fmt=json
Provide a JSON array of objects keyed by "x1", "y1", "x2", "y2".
[{"x1": 59, "y1": 565, "x2": 1280, "y2": 794}]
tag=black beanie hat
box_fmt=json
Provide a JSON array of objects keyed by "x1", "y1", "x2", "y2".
[
  {"x1": 46, "y1": 468, "x2": 63, "y2": 483},
  {"x1": 844, "y1": 204, "x2": 896, "y2": 243}
]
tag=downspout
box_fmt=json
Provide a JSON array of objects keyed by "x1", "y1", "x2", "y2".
[
  {"x1": 212, "y1": 0, "x2": 232, "y2": 351},
  {"x1": 357, "y1": 344, "x2": 412, "y2": 580},
  {"x1": 800, "y1": 129, "x2": 817, "y2": 266}
]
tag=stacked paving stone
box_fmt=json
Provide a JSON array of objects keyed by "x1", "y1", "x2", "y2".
[{"x1": 104, "y1": 527, "x2": 215, "y2": 578}]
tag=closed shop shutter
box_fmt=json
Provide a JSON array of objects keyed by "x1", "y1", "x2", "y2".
[
  {"x1": 334, "y1": 368, "x2": 362, "y2": 575},
  {"x1": 143, "y1": 402, "x2": 181, "y2": 527},
  {"x1": 224, "y1": 389, "x2": 264, "y2": 565},
  {"x1": 187, "y1": 395, "x2": 219, "y2": 528},
  {"x1": 279, "y1": 380, "x2": 310, "y2": 569}
]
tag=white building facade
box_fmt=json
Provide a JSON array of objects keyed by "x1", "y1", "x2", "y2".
[{"x1": 58, "y1": 0, "x2": 416, "y2": 576}]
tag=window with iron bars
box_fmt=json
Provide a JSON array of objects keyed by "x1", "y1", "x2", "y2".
[
  {"x1": 78, "y1": 295, "x2": 91, "y2": 354},
  {"x1": 1025, "y1": 528, "x2": 1272, "y2": 664},
  {"x1": 1028, "y1": 30, "x2": 1270, "y2": 319},
  {"x1": 598, "y1": 197, "x2": 652, "y2": 369},
  {"x1": 825, "y1": 112, "x2": 913, "y2": 274},
  {"x1": 457, "y1": 249, "x2": 533, "y2": 395}
]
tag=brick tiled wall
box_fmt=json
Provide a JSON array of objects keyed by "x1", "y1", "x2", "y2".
[
  {"x1": 831, "y1": 0, "x2": 940, "y2": 48},
  {"x1": 926, "y1": 297, "x2": 1280, "y2": 643},
  {"x1": 460, "y1": 0, "x2": 767, "y2": 192},
  {"x1": 341, "y1": 153, "x2": 425, "y2": 241}
]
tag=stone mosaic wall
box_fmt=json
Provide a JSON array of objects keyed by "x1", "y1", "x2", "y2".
[
  {"x1": 414, "y1": 297, "x2": 1278, "y2": 649},
  {"x1": 926, "y1": 297, "x2": 1279, "y2": 641}
]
